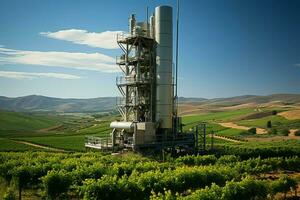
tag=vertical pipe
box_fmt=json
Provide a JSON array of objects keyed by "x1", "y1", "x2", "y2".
[
  {"x1": 175, "y1": 0, "x2": 180, "y2": 116},
  {"x1": 146, "y1": 7, "x2": 149, "y2": 36},
  {"x1": 125, "y1": 43, "x2": 129, "y2": 121}
]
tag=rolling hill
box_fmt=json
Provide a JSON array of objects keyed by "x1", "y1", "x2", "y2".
[
  {"x1": 0, "y1": 94, "x2": 299, "y2": 113},
  {"x1": 0, "y1": 95, "x2": 115, "y2": 113}
]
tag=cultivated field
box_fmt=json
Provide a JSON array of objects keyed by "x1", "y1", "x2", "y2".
[{"x1": 1, "y1": 96, "x2": 300, "y2": 199}]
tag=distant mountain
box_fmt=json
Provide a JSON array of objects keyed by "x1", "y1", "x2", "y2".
[
  {"x1": 179, "y1": 94, "x2": 300, "y2": 105},
  {"x1": 178, "y1": 97, "x2": 207, "y2": 103},
  {"x1": 0, "y1": 94, "x2": 299, "y2": 113},
  {"x1": 0, "y1": 95, "x2": 115, "y2": 113}
]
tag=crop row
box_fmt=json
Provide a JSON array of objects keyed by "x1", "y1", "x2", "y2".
[
  {"x1": 0, "y1": 152, "x2": 299, "y2": 199},
  {"x1": 151, "y1": 175, "x2": 298, "y2": 200}
]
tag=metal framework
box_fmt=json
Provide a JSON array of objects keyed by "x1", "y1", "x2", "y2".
[{"x1": 116, "y1": 33, "x2": 156, "y2": 123}]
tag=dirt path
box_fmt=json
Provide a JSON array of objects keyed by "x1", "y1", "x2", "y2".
[
  {"x1": 218, "y1": 122, "x2": 267, "y2": 134},
  {"x1": 12, "y1": 140, "x2": 68, "y2": 152},
  {"x1": 210, "y1": 134, "x2": 243, "y2": 143}
]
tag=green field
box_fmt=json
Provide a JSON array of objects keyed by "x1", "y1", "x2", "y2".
[
  {"x1": 182, "y1": 108, "x2": 254, "y2": 125},
  {"x1": 237, "y1": 115, "x2": 300, "y2": 130},
  {"x1": 0, "y1": 111, "x2": 59, "y2": 136},
  {"x1": 19, "y1": 135, "x2": 86, "y2": 151},
  {"x1": 1, "y1": 107, "x2": 299, "y2": 152},
  {"x1": 0, "y1": 138, "x2": 39, "y2": 151},
  {"x1": 0, "y1": 108, "x2": 300, "y2": 199},
  {"x1": 0, "y1": 111, "x2": 111, "y2": 151}
]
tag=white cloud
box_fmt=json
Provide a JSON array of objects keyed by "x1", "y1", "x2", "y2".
[
  {"x1": 40, "y1": 29, "x2": 124, "y2": 49},
  {"x1": 0, "y1": 71, "x2": 81, "y2": 79},
  {"x1": 0, "y1": 47, "x2": 119, "y2": 73}
]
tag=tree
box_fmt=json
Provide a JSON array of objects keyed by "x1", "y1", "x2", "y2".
[
  {"x1": 267, "y1": 121, "x2": 272, "y2": 128},
  {"x1": 12, "y1": 166, "x2": 32, "y2": 200},
  {"x1": 294, "y1": 130, "x2": 300, "y2": 136}
]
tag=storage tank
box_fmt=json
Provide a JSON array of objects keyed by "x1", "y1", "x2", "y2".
[{"x1": 155, "y1": 6, "x2": 173, "y2": 129}]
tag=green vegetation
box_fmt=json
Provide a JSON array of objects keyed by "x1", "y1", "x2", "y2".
[
  {"x1": 19, "y1": 135, "x2": 86, "y2": 151},
  {"x1": 214, "y1": 140, "x2": 300, "y2": 159},
  {"x1": 237, "y1": 115, "x2": 300, "y2": 131},
  {"x1": 216, "y1": 128, "x2": 243, "y2": 137},
  {"x1": 182, "y1": 108, "x2": 254, "y2": 125},
  {"x1": 0, "y1": 106, "x2": 300, "y2": 199},
  {"x1": 0, "y1": 152, "x2": 299, "y2": 200},
  {"x1": 0, "y1": 111, "x2": 111, "y2": 151},
  {"x1": 0, "y1": 111, "x2": 59, "y2": 136},
  {"x1": 151, "y1": 175, "x2": 297, "y2": 200},
  {"x1": 247, "y1": 127, "x2": 256, "y2": 134},
  {"x1": 0, "y1": 138, "x2": 38, "y2": 151}
]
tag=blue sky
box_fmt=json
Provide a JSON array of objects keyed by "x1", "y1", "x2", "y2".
[{"x1": 0, "y1": 0, "x2": 299, "y2": 98}]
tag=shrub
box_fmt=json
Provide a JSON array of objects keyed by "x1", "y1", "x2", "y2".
[
  {"x1": 175, "y1": 155, "x2": 217, "y2": 166},
  {"x1": 272, "y1": 110, "x2": 277, "y2": 115},
  {"x1": 248, "y1": 127, "x2": 257, "y2": 134},
  {"x1": 2, "y1": 188, "x2": 16, "y2": 200},
  {"x1": 216, "y1": 155, "x2": 240, "y2": 165},
  {"x1": 279, "y1": 128, "x2": 290, "y2": 136},
  {"x1": 268, "y1": 128, "x2": 277, "y2": 135},
  {"x1": 42, "y1": 170, "x2": 72, "y2": 200},
  {"x1": 222, "y1": 177, "x2": 268, "y2": 200},
  {"x1": 270, "y1": 175, "x2": 297, "y2": 199},
  {"x1": 81, "y1": 175, "x2": 141, "y2": 200},
  {"x1": 295, "y1": 130, "x2": 300, "y2": 136}
]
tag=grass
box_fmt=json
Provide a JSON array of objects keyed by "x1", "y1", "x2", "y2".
[
  {"x1": 16, "y1": 123, "x2": 111, "y2": 152},
  {"x1": 0, "y1": 110, "x2": 112, "y2": 151},
  {"x1": 221, "y1": 139, "x2": 300, "y2": 148},
  {"x1": 216, "y1": 128, "x2": 244, "y2": 137},
  {"x1": 76, "y1": 121, "x2": 111, "y2": 135},
  {"x1": 206, "y1": 136, "x2": 236, "y2": 145},
  {"x1": 19, "y1": 135, "x2": 87, "y2": 151},
  {"x1": 237, "y1": 115, "x2": 290, "y2": 128},
  {"x1": 0, "y1": 138, "x2": 39, "y2": 151},
  {"x1": 236, "y1": 115, "x2": 300, "y2": 134},
  {"x1": 182, "y1": 108, "x2": 254, "y2": 129},
  {"x1": 0, "y1": 111, "x2": 60, "y2": 135},
  {"x1": 183, "y1": 108, "x2": 254, "y2": 123}
]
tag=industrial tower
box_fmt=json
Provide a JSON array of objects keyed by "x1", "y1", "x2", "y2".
[{"x1": 86, "y1": 5, "x2": 202, "y2": 152}]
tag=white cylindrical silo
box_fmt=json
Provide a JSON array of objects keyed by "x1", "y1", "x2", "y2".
[{"x1": 155, "y1": 6, "x2": 173, "y2": 129}]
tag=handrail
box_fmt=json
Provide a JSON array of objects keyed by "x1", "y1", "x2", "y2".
[
  {"x1": 117, "y1": 32, "x2": 153, "y2": 41},
  {"x1": 116, "y1": 76, "x2": 150, "y2": 85},
  {"x1": 116, "y1": 55, "x2": 150, "y2": 64},
  {"x1": 116, "y1": 96, "x2": 148, "y2": 106}
]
